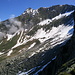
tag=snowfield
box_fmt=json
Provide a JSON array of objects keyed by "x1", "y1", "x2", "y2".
[
  {"x1": 6, "y1": 11, "x2": 74, "y2": 50},
  {"x1": 0, "y1": 52, "x2": 4, "y2": 55},
  {"x1": 7, "y1": 50, "x2": 13, "y2": 56},
  {"x1": 32, "y1": 24, "x2": 74, "y2": 45},
  {"x1": 38, "y1": 11, "x2": 74, "y2": 26},
  {"x1": 28, "y1": 42, "x2": 36, "y2": 49}
]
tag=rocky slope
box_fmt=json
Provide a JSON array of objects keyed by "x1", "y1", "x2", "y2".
[
  {"x1": 38, "y1": 11, "x2": 75, "y2": 75},
  {"x1": 56, "y1": 11, "x2": 75, "y2": 75},
  {"x1": 0, "y1": 4, "x2": 75, "y2": 75}
]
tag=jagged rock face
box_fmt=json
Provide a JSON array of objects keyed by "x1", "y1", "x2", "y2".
[{"x1": 0, "y1": 5, "x2": 75, "y2": 75}]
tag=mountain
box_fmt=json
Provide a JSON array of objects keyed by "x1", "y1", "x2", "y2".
[{"x1": 0, "y1": 4, "x2": 75, "y2": 75}]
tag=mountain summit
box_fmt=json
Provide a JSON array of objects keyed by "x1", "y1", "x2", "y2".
[{"x1": 0, "y1": 4, "x2": 75, "y2": 75}]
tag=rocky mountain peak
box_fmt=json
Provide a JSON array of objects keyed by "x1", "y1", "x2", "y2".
[{"x1": 22, "y1": 8, "x2": 38, "y2": 16}]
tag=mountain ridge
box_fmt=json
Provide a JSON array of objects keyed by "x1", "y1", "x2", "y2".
[{"x1": 0, "y1": 4, "x2": 75, "y2": 75}]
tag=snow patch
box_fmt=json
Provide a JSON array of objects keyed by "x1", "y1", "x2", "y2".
[
  {"x1": 36, "y1": 47, "x2": 44, "y2": 53},
  {"x1": 0, "y1": 52, "x2": 4, "y2": 55},
  {"x1": 42, "y1": 54, "x2": 45, "y2": 56},
  {"x1": 18, "y1": 67, "x2": 37, "y2": 75},
  {"x1": 23, "y1": 8, "x2": 38, "y2": 15},
  {"x1": 7, "y1": 29, "x2": 21, "y2": 41},
  {"x1": 0, "y1": 41, "x2": 3, "y2": 44},
  {"x1": 26, "y1": 8, "x2": 33, "y2": 14},
  {"x1": 52, "y1": 10, "x2": 74, "y2": 20},
  {"x1": 38, "y1": 19, "x2": 52, "y2": 26},
  {"x1": 28, "y1": 42, "x2": 36, "y2": 49},
  {"x1": 33, "y1": 9, "x2": 38, "y2": 15},
  {"x1": 52, "y1": 56, "x2": 57, "y2": 60},
  {"x1": 29, "y1": 52, "x2": 36, "y2": 58},
  {"x1": 7, "y1": 50, "x2": 13, "y2": 56},
  {"x1": 34, "y1": 61, "x2": 51, "y2": 75},
  {"x1": 25, "y1": 29, "x2": 28, "y2": 32},
  {"x1": 7, "y1": 34, "x2": 13, "y2": 41},
  {"x1": 32, "y1": 24, "x2": 74, "y2": 47},
  {"x1": 11, "y1": 29, "x2": 29, "y2": 49},
  {"x1": 38, "y1": 11, "x2": 74, "y2": 26},
  {"x1": 23, "y1": 12, "x2": 25, "y2": 15}
]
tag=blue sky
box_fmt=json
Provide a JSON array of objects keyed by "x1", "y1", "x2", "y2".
[{"x1": 0, "y1": 0, "x2": 75, "y2": 21}]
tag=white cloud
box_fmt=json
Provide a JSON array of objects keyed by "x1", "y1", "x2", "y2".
[
  {"x1": 10, "y1": 14, "x2": 15, "y2": 18},
  {"x1": 7, "y1": 14, "x2": 22, "y2": 34},
  {"x1": 9, "y1": 14, "x2": 22, "y2": 28},
  {"x1": 8, "y1": 25, "x2": 18, "y2": 34}
]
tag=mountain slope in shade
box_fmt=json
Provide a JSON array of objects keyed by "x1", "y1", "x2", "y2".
[{"x1": 0, "y1": 4, "x2": 75, "y2": 75}]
